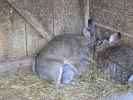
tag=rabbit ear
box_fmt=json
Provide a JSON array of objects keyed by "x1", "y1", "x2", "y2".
[
  {"x1": 117, "y1": 32, "x2": 122, "y2": 39},
  {"x1": 88, "y1": 18, "x2": 95, "y2": 27},
  {"x1": 88, "y1": 18, "x2": 93, "y2": 26},
  {"x1": 83, "y1": 18, "x2": 96, "y2": 40},
  {"x1": 87, "y1": 18, "x2": 96, "y2": 34}
]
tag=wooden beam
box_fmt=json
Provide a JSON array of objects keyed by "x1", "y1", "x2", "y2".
[{"x1": 5, "y1": 0, "x2": 50, "y2": 40}]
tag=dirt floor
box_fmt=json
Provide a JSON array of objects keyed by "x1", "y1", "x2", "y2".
[{"x1": 0, "y1": 68, "x2": 132, "y2": 100}]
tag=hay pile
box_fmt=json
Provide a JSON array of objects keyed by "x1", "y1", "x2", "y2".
[{"x1": 0, "y1": 64, "x2": 131, "y2": 100}]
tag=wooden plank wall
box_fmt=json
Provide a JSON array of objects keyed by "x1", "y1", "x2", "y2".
[{"x1": 0, "y1": 0, "x2": 84, "y2": 76}]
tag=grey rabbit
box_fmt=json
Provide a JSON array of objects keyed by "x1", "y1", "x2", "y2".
[
  {"x1": 32, "y1": 35, "x2": 85, "y2": 85},
  {"x1": 32, "y1": 18, "x2": 96, "y2": 85},
  {"x1": 95, "y1": 30, "x2": 133, "y2": 84},
  {"x1": 97, "y1": 44, "x2": 133, "y2": 84}
]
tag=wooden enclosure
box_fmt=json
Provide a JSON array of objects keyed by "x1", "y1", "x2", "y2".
[
  {"x1": 0, "y1": 0, "x2": 87, "y2": 77},
  {"x1": 0, "y1": 0, "x2": 133, "y2": 77}
]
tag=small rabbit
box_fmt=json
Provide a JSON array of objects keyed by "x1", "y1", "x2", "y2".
[
  {"x1": 97, "y1": 44, "x2": 133, "y2": 84},
  {"x1": 32, "y1": 34, "x2": 88, "y2": 85}
]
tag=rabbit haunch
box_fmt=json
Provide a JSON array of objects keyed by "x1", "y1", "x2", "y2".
[
  {"x1": 32, "y1": 18, "x2": 96, "y2": 85},
  {"x1": 32, "y1": 34, "x2": 90, "y2": 85}
]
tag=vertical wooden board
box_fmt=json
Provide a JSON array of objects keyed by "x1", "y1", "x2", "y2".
[
  {"x1": 54, "y1": 15, "x2": 64, "y2": 36},
  {"x1": 111, "y1": 0, "x2": 125, "y2": 13},
  {"x1": 0, "y1": 0, "x2": 26, "y2": 61},
  {"x1": 8, "y1": 0, "x2": 54, "y2": 40},
  {"x1": 63, "y1": 15, "x2": 83, "y2": 34},
  {"x1": 125, "y1": 15, "x2": 133, "y2": 34},
  {"x1": 24, "y1": 0, "x2": 54, "y2": 40},
  {"x1": 62, "y1": 0, "x2": 83, "y2": 34},
  {"x1": 89, "y1": 0, "x2": 124, "y2": 13},
  {"x1": 83, "y1": 0, "x2": 89, "y2": 27},
  {"x1": 91, "y1": 8, "x2": 124, "y2": 32},
  {"x1": 21, "y1": 0, "x2": 52, "y2": 56},
  {"x1": 90, "y1": 0, "x2": 126, "y2": 32},
  {"x1": 7, "y1": 14, "x2": 27, "y2": 59},
  {"x1": 0, "y1": 32, "x2": 8, "y2": 62},
  {"x1": 0, "y1": 0, "x2": 12, "y2": 62},
  {"x1": 125, "y1": 0, "x2": 133, "y2": 36},
  {"x1": 54, "y1": 0, "x2": 83, "y2": 36},
  {"x1": 26, "y1": 23, "x2": 48, "y2": 56},
  {"x1": 63, "y1": 0, "x2": 83, "y2": 34},
  {"x1": 53, "y1": 0, "x2": 65, "y2": 36}
]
